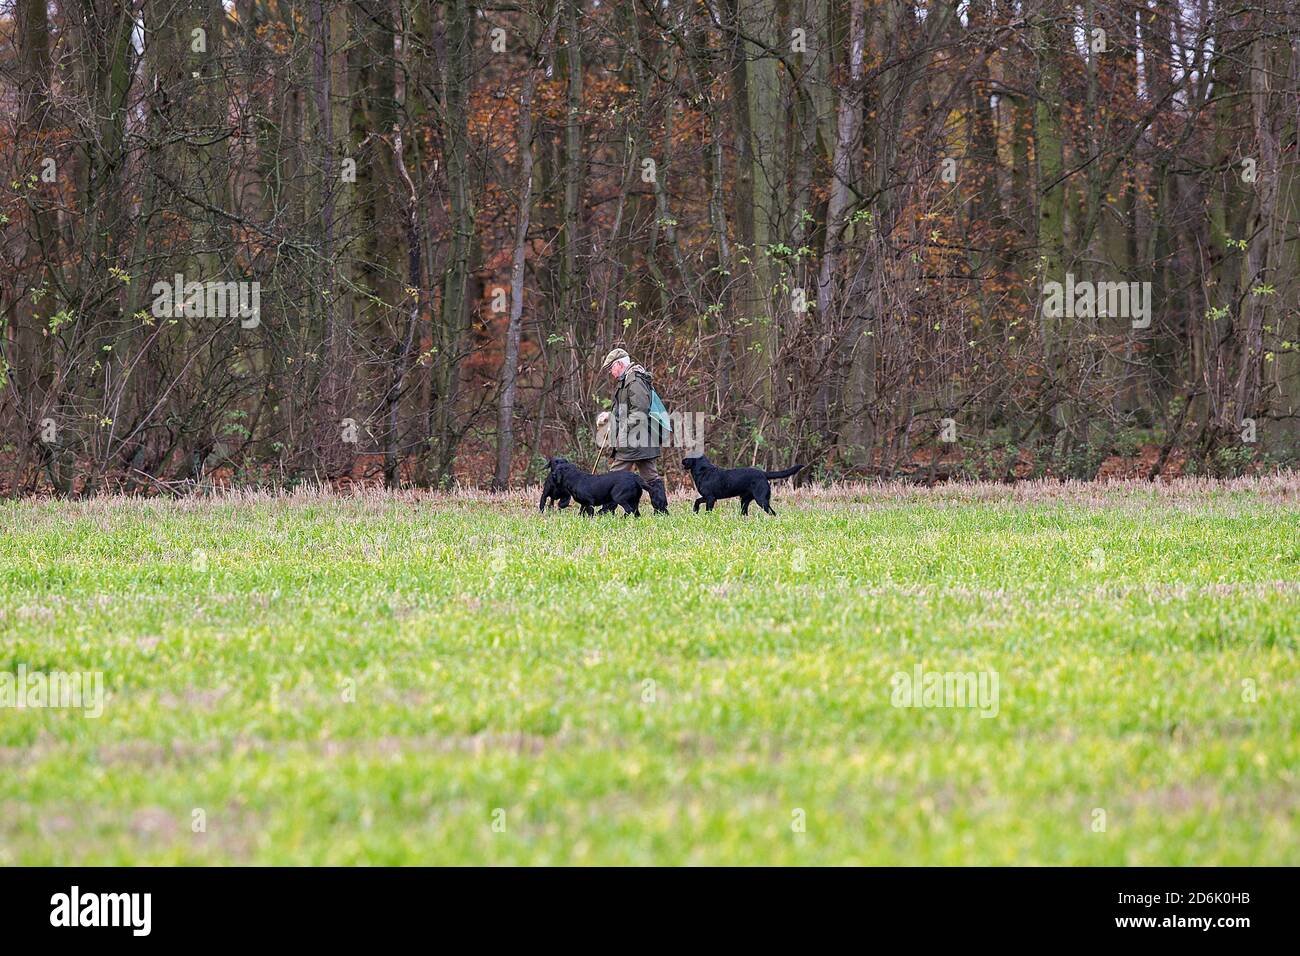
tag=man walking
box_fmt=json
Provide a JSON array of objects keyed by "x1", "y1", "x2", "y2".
[{"x1": 601, "y1": 347, "x2": 669, "y2": 513}]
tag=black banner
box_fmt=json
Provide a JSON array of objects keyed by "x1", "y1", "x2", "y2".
[{"x1": 0, "y1": 867, "x2": 1280, "y2": 944}]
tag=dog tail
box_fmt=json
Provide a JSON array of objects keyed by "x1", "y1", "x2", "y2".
[{"x1": 764, "y1": 463, "x2": 805, "y2": 481}]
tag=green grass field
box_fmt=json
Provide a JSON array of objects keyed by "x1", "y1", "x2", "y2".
[{"x1": 2, "y1": 477, "x2": 1298, "y2": 865}]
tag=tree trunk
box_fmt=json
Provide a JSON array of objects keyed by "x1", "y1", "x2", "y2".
[{"x1": 494, "y1": 6, "x2": 561, "y2": 490}]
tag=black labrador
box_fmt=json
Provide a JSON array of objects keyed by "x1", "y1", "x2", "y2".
[
  {"x1": 546, "y1": 457, "x2": 651, "y2": 517},
  {"x1": 538, "y1": 470, "x2": 572, "y2": 511},
  {"x1": 683, "y1": 455, "x2": 804, "y2": 516}
]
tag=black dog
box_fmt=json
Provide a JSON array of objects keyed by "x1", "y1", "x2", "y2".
[
  {"x1": 640, "y1": 474, "x2": 670, "y2": 514},
  {"x1": 538, "y1": 470, "x2": 571, "y2": 512},
  {"x1": 683, "y1": 455, "x2": 804, "y2": 516},
  {"x1": 546, "y1": 457, "x2": 651, "y2": 517}
]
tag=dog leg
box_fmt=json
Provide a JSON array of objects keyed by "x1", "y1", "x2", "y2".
[
  {"x1": 693, "y1": 497, "x2": 705, "y2": 513},
  {"x1": 740, "y1": 496, "x2": 752, "y2": 515},
  {"x1": 706, "y1": 499, "x2": 715, "y2": 511}
]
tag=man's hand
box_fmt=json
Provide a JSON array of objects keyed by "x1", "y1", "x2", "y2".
[{"x1": 595, "y1": 411, "x2": 611, "y2": 453}]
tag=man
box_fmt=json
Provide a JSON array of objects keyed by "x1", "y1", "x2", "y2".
[{"x1": 600, "y1": 347, "x2": 669, "y2": 513}]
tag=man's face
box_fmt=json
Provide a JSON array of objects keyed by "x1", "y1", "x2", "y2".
[{"x1": 608, "y1": 358, "x2": 628, "y2": 381}]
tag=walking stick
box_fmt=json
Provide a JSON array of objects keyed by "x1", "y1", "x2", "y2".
[{"x1": 590, "y1": 412, "x2": 610, "y2": 472}]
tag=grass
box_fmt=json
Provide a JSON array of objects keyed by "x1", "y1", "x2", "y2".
[{"x1": 1, "y1": 475, "x2": 1298, "y2": 865}]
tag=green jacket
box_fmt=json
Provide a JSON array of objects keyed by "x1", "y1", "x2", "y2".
[{"x1": 611, "y1": 364, "x2": 661, "y2": 461}]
